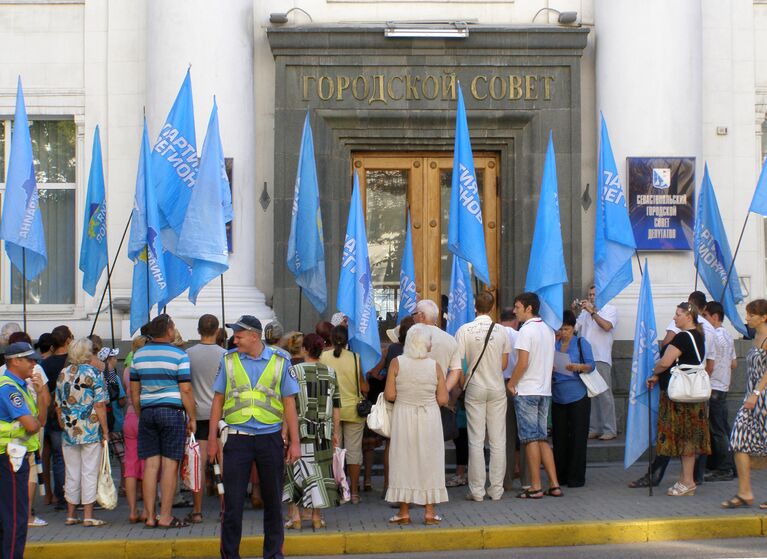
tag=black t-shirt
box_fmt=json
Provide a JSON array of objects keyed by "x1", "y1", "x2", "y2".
[
  {"x1": 658, "y1": 329, "x2": 705, "y2": 391},
  {"x1": 41, "y1": 353, "x2": 67, "y2": 431}
]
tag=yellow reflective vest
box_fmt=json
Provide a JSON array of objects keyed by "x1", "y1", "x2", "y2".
[
  {"x1": 223, "y1": 352, "x2": 285, "y2": 425},
  {"x1": 0, "y1": 375, "x2": 40, "y2": 454}
]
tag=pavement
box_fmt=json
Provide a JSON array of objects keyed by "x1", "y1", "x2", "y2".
[{"x1": 24, "y1": 460, "x2": 767, "y2": 559}]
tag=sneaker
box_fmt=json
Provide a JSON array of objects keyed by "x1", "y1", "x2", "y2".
[
  {"x1": 446, "y1": 474, "x2": 467, "y2": 488},
  {"x1": 588, "y1": 432, "x2": 599, "y2": 439},
  {"x1": 704, "y1": 470, "x2": 735, "y2": 482},
  {"x1": 465, "y1": 493, "x2": 483, "y2": 502},
  {"x1": 28, "y1": 516, "x2": 48, "y2": 527},
  {"x1": 598, "y1": 434, "x2": 617, "y2": 441}
]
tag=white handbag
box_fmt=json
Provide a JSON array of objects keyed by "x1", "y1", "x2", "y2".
[
  {"x1": 580, "y1": 370, "x2": 609, "y2": 398},
  {"x1": 667, "y1": 331, "x2": 711, "y2": 403},
  {"x1": 366, "y1": 392, "x2": 393, "y2": 438},
  {"x1": 96, "y1": 440, "x2": 118, "y2": 510}
]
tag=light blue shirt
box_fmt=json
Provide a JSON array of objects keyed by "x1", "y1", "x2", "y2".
[{"x1": 213, "y1": 344, "x2": 299, "y2": 435}]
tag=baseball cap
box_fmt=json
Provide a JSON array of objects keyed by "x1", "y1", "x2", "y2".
[
  {"x1": 5, "y1": 342, "x2": 42, "y2": 361},
  {"x1": 263, "y1": 320, "x2": 284, "y2": 342},
  {"x1": 225, "y1": 315, "x2": 263, "y2": 333},
  {"x1": 330, "y1": 312, "x2": 346, "y2": 326},
  {"x1": 97, "y1": 347, "x2": 120, "y2": 361}
]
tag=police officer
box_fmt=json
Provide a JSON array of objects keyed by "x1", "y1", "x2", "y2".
[
  {"x1": 208, "y1": 316, "x2": 300, "y2": 559},
  {"x1": 0, "y1": 342, "x2": 47, "y2": 559}
]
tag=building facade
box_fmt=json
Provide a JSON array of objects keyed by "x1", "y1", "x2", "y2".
[{"x1": 0, "y1": 0, "x2": 766, "y2": 342}]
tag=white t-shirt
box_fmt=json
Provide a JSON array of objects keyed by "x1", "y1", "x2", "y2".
[
  {"x1": 513, "y1": 317, "x2": 555, "y2": 397},
  {"x1": 710, "y1": 326, "x2": 736, "y2": 392},
  {"x1": 455, "y1": 315, "x2": 510, "y2": 395},
  {"x1": 666, "y1": 316, "x2": 716, "y2": 361},
  {"x1": 502, "y1": 326, "x2": 519, "y2": 380},
  {"x1": 575, "y1": 304, "x2": 617, "y2": 365},
  {"x1": 425, "y1": 324, "x2": 462, "y2": 377}
]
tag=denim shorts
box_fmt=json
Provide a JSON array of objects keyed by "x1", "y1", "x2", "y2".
[{"x1": 513, "y1": 395, "x2": 551, "y2": 444}]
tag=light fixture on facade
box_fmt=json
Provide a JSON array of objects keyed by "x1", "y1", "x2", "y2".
[
  {"x1": 532, "y1": 8, "x2": 578, "y2": 25},
  {"x1": 269, "y1": 7, "x2": 313, "y2": 25},
  {"x1": 384, "y1": 21, "x2": 470, "y2": 39}
]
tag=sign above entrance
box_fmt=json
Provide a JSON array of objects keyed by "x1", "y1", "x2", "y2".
[
  {"x1": 627, "y1": 157, "x2": 695, "y2": 251},
  {"x1": 301, "y1": 71, "x2": 556, "y2": 104}
]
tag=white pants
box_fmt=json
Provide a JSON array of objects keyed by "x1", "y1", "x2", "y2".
[
  {"x1": 465, "y1": 386, "x2": 507, "y2": 499},
  {"x1": 62, "y1": 442, "x2": 102, "y2": 505}
]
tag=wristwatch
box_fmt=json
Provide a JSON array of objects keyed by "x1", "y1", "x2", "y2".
[{"x1": 753, "y1": 389, "x2": 761, "y2": 397}]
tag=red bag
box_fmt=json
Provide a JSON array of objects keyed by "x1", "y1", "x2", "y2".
[{"x1": 181, "y1": 434, "x2": 202, "y2": 492}]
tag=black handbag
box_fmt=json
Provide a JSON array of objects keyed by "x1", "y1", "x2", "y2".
[{"x1": 353, "y1": 353, "x2": 372, "y2": 417}]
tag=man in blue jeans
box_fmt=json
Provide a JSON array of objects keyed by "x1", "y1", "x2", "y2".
[{"x1": 507, "y1": 292, "x2": 561, "y2": 499}]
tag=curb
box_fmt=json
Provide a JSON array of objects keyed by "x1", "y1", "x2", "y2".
[{"x1": 25, "y1": 515, "x2": 767, "y2": 559}]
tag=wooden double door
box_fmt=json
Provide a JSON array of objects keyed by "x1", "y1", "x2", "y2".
[{"x1": 353, "y1": 152, "x2": 500, "y2": 328}]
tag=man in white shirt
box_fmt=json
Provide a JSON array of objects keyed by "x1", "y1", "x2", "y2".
[
  {"x1": 413, "y1": 299, "x2": 463, "y2": 390},
  {"x1": 701, "y1": 301, "x2": 737, "y2": 481},
  {"x1": 500, "y1": 307, "x2": 525, "y2": 491},
  {"x1": 574, "y1": 285, "x2": 618, "y2": 440},
  {"x1": 455, "y1": 292, "x2": 510, "y2": 501},
  {"x1": 507, "y1": 292, "x2": 560, "y2": 499}
]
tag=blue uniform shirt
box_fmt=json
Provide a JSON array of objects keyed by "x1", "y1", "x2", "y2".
[
  {"x1": 213, "y1": 344, "x2": 299, "y2": 435},
  {"x1": 0, "y1": 371, "x2": 33, "y2": 422},
  {"x1": 552, "y1": 336, "x2": 595, "y2": 405}
]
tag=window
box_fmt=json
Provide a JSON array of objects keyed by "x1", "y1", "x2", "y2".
[{"x1": 0, "y1": 118, "x2": 76, "y2": 305}]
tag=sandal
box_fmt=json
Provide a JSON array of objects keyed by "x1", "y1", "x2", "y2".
[
  {"x1": 82, "y1": 518, "x2": 107, "y2": 527},
  {"x1": 65, "y1": 517, "x2": 81, "y2": 526},
  {"x1": 546, "y1": 486, "x2": 564, "y2": 497},
  {"x1": 184, "y1": 511, "x2": 203, "y2": 524},
  {"x1": 128, "y1": 512, "x2": 147, "y2": 524},
  {"x1": 760, "y1": 502, "x2": 767, "y2": 510},
  {"x1": 667, "y1": 482, "x2": 696, "y2": 497},
  {"x1": 721, "y1": 495, "x2": 753, "y2": 509},
  {"x1": 157, "y1": 516, "x2": 189, "y2": 529},
  {"x1": 284, "y1": 518, "x2": 302, "y2": 530},
  {"x1": 517, "y1": 488, "x2": 544, "y2": 499},
  {"x1": 424, "y1": 514, "x2": 442, "y2": 525},
  {"x1": 350, "y1": 494, "x2": 361, "y2": 505},
  {"x1": 388, "y1": 515, "x2": 411, "y2": 525},
  {"x1": 312, "y1": 517, "x2": 326, "y2": 531},
  {"x1": 363, "y1": 483, "x2": 373, "y2": 492}
]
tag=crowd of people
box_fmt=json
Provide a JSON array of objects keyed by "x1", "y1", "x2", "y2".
[{"x1": 0, "y1": 288, "x2": 766, "y2": 559}]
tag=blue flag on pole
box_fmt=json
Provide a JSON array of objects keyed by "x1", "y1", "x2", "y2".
[
  {"x1": 694, "y1": 164, "x2": 746, "y2": 335},
  {"x1": 0, "y1": 77, "x2": 47, "y2": 280},
  {"x1": 337, "y1": 172, "x2": 382, "y2": 375},
  {"x1": 397, "y1": 211, "x2": 417, "y2": 324},
  {"x1": 525, "y1": 131, "x2": 568, "y2": 331},
  {"x1": 79, "y1": 126, "x2": 108, "y2": 296},
  {"x1": 287, "y1": 112, "x2": 327, "y2": 313},
  {"x1": 624, "y1": 260, "x2": 660, "y2": 469},
  {"x1": 748, "y1": 157, "x2": 767, "y2": 216},
  {"x1": 177, "y1": 99, "x2": 229, "y2": 304},
  {"x1": 152, "y1": 69, "x2": 197, "y2": 307},
  {"x1": 448, "y1": 84, "x2": 490, "y2": 285},
  {"x1": 446, "y1": 255, "x2": 475, "y2": 336},
  {"x1": 128, "y1": 119, "x2": 168, "y2": 335},
  {"x1": 595, "y1": 115, "x2": 635, "y2": 309}
]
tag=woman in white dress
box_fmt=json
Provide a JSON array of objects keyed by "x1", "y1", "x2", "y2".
[{"x1": 384, "y1": 323, "x2": 449, "y2": 525}]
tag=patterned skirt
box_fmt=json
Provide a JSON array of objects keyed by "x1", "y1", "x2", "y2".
[
  {"x1": 283, "y1": 436, "x2": 339, "y2": 509},
  {"x1": 730, "y1": 347, "x2": 767, "y2": 456},
  {"x1": 656, "y1": 392, "x2": 711, "y2": 457}
]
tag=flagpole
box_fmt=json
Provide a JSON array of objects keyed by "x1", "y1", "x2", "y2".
[
  {"x1": 90, "y1": 213, "x2": 133, "y2": 337},
  {"x1": 297, "y1": 287, "x2": 303, "y2": 332},
  {"x1": 720, "y1": 213, "x2": 749, "y2": 300},
  {"x1": 106, "y1": 261, "x2": 115, "y2": 348},
  {"x1": 21, "y1": 248, "x2": 27, "y2": 332},
  {"x1": 633, "y1": 250, "x2": 644, "y2": 277},
  {"x1": 647, "y1": 387, "x2": 653, "y2": 497},
  {"x1": 220, "y1": 274, "x2": 226, "y2": 327},
  {"x1": 145, "y1": 244, "x2": 151, "y2": 323}
]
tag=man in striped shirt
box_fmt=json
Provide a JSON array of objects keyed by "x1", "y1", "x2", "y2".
[{"x1": 130, "y1": 314, "x2": 196, "y2": 528}]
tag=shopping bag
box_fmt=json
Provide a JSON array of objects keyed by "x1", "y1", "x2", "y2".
[
  {"x1": 333, "y1": 446, "x2": 350, "y2": 503},
  {"x1": 96, "y1": 440, "x2": 118, "y2": 510},
  {"x1": 580, "y1": 369, "x2": 609, "y2": 398},
  {"x1": 182, "y1": 433, "x2": 202, "y2": 492}
]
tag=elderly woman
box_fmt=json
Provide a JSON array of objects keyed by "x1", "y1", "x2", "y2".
[
  {"x1": 552, "y1": 310, "x2": 595, "y2": 488},
  {"x1": 55, "y1": 337, "x2": 109, "y2": 526},
  {"x1": 385, "y1": 324, "x2": 449, "y2": 525},
  {"x1": 722, "y1": 299, "x2": 767, "y2": 509},
  {"x1": 283, "y1": 333, "x2": 341, "y2": 530},
  {"x1": 647, "y1": 302, "x2": 710, "y2": 497}
]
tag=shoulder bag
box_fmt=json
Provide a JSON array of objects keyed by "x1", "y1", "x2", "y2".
[
  {"x1": 441, "y1": 321, "x2": 496, "y2": 441},
  {"x1": 353, "y1": 353, "x2": 373, "y2": 417},
  {"x1": 668, "y1": 330, "x2": 711, "y2": 403},
  {"x1": 366, "y1": 392, "x2": 393, "y2": 438},
  {"x1": 575, "y1": 337, "x2": 609, "y2": 398}
]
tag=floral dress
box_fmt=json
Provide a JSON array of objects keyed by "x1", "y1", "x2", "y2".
[{"x1": 55, "y1": 364, "x2": 108, "y2": 446}]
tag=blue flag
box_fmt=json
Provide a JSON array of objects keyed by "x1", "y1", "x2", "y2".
[
  {"x1": 749, "y1": 156, "x2": 767, "y2": 216},
  {"x1": 337, "y1": 172, "x2": 382, "y2": 375},
  {"x1": 128, "y1": 119, "x2": 168, "y2": 335},
  {"x1": 151, "y1": 69, "x2": 197, "y2": 307},
  {"x1": 448, "y1": 84, "x2": 490, "y2": 286},
  {"x1": 624, "y1": 260, "x2": 660, "y2": 469},
  {"x1": 177, "y1": 99, "x2": 230, "y2": 304},
  {"x1": 525, "y1": 131, "x2": 568, "y2": 330},
  {"x1": 694, "y1": 164, "x2": 746, "y2": 335},
  {"x1": 397, "y1": 211, "x2": 417, "y2": 324},
  {"x1": 595, "y1": 115, "x2": 635, "y2": 308},
  {"x1": 79, "y1": 126, "x2": 108, "y2": 296},
  {"x1": 287, "y1": 112, "x2": 327, "y2": 313},
  {"x1": 446, "y1": 255, "x2": 475, "y2": 336},
  {"x1": 0, "y1": 77, "x2": 47, "y2": 280}
]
